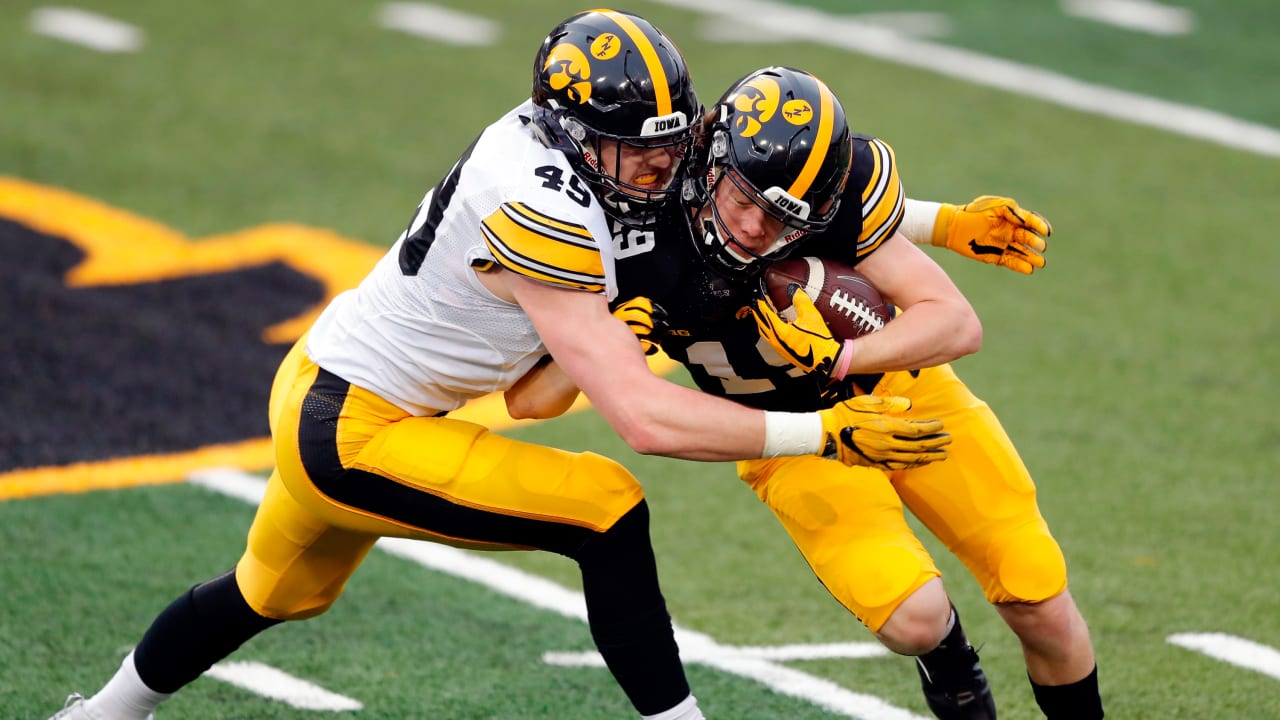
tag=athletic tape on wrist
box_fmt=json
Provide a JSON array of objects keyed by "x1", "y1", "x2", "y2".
[
  {"x1": 762, "y1": 411, "x2": 824, "y2": 458},
  {"x1": 900, "y1": 199, "x2": 944, "y2": 246}
]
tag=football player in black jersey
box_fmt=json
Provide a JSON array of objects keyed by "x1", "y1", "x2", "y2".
[{"x1": 511, "y1": 67, "x2": 1103, "y2": 720}]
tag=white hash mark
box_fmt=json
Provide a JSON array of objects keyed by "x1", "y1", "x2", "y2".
[
  {"x1": 1060, "y1": 0, "x2": 1195, "y2": 36},
  {"x1": 206, "y1": 661, "x2": 363, "y2": 711},
  {"x1": 376, "y1": 3, "x2": 499, "y2": 46},
  {"x1": 29, "y1": 7, "x2": 143, "y2": 53},
  {"x1": 1167, "y1": 632, "x2": 1280, "y2": 681}
]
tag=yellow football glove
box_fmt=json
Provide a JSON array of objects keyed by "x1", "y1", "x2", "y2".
[
  {"x1": 817, "y1": 395, "x2": 951, "y2": 471},
  {"x1": 612, "y1": 296, "x2": 663, "y2": 356},
  {"x1": 751, "y1": 289, "x2": 849, "y2": 379},
  {"x1": 934, "y1": 195, "x2": 1052, "y2": 275}
]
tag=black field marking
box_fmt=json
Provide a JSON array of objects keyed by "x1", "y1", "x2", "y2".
[
  {"x1": 0, "y1": 178, "x2": 386, "y2": 496},
  {"x1": 0, "y1": 217, "x2": 320, "y2": 471}
]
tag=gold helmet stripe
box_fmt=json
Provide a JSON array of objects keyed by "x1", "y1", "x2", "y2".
[
  {"x1": 788, "y1": 77, "x2": 836, "y2": 198},
  {"x1": 596, "y1": 10, "x2": 672, "y2": 117}
]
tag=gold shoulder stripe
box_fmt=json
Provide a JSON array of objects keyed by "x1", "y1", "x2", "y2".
[
  {"x1": 484, "y1": 235, "x2": 606, "y2": 292},
  {"x1": 598, "y1": 10, "x2": 672, "y2": 117},
  {"x1": 858, "y1": 138, "x2": 905, "y2": 254},
  {"x1": 505, "y1": 202, "x2": 594, "y2": 247},
  {"x1": 861, "y1": 137, "x2": 889, "y2": 208},
  {"x1": 789, "y1": 77, "x2": 836, "y2": 199},
  {"x1": 481, "y1": 203, "x2": 605, "y2": 292}
]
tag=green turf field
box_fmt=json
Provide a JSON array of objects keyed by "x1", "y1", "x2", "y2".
[{"x1": 3, "y1": 1, "x2": 1279, "y2": 718}]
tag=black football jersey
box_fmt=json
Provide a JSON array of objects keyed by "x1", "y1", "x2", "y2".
[{"x1": 611, "y1": 134, "x2": 904, "y2": 412}]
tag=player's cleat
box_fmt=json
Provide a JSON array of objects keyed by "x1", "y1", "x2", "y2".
[
  {"x1": 915, "y1": 645, "x2": 997, "y2": 720},
  {"x1": 48, "y1": 693, "x2": 155, "y2": 720},
  {"x1": 48, "y1": 694, "x2": 92, "y2": 720}
]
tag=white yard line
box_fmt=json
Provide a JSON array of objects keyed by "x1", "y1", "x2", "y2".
[
  {"x1": 718, "y1": 642, "x2": 891, "y2": 661},
  {"x1": 188, "y1": 468, "x2": 925, "y2": 720},
  {"x1": 377, "y1": 2, "x2": 499, "y2": 46},
  {"x1": 25, "y1": 2, "x2": 1276, "y2": 158},
  {"x1": 28, "y1": 7, "x2": 143, "y2": 53},
  {"x1": 543, "y1": 641, "x2": 891, "y2": 668},
  {"x1": 1061, "y1": 0, "x2": 1195, "y2": 36},
  {"x1": 205, "y1": 661, "x2": 363, "y2": 711},
  {"x1": 648, "y1": 0, "x2": 1280, "y2": 158},
  {"x1": 1167, "y1": 633, "x2": 1280, "y2": 680},
  {"x1": 703, "y1": 12, "x2": 949, "y2": 42}
]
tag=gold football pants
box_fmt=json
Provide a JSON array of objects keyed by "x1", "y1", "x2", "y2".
[
  {"x1": 738, "y1": 363, "x2": 1067, "y2": 632},
  {"x1": 235, "y1": 338, "x2": 646, "y2": 619}
]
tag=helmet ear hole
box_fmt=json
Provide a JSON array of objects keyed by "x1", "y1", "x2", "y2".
[
  {"x1": 561, "y1": 116, "x2": 586, "y2": 142},
  {"x1": 711, "y1": 130, "x2": 729, "y2": 160}
]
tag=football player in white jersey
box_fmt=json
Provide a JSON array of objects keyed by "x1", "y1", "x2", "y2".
[{"x1": 48, "y1": 11, "x2": 952, "y2": 720}]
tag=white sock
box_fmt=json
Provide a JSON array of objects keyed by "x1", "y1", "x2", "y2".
[
  {"x1": 84, "y1": 651, "x2": 171, "y2": 720},
  {"x1": 642, "y1": 694, "x2": 705, "y2": 720}
]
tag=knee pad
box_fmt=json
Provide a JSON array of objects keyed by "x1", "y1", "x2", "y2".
[
  {"x1": 741, "y1": 454, "x2": 942, "y2": 633},
  {"x1": 376, "y1": 425, "x2": 645, "y2": 536},
  {"x1": 566, "y1": 451, "x2": 645, "y2": 508},
  {"x1": 237, "y1": 473, "x2": 376, "y2": 620},
  {"x1": 987, "y1": 523, "x2": 1068, "y2": 603},
  {"x1": 236, "y1": 545, "x2": 362, "y2": 621},
  {"x1": 236, "y1": 559, "x2": 350, "y2": 621},
  {"x1": 822, "y1": 541, "x2": 939, "y2": 633},
  {"x1": 540, "y1": 450, "x2": 645, "y2": 533}
]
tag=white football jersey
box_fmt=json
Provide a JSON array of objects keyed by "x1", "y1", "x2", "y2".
[{"x1": 306, "y1": 100, "x2": 618, "y2": 416}]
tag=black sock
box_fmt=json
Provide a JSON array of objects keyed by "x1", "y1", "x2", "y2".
[
  {"x1": 573, "y1": 502, "x2": 690, "y2": 716},
  {"x1": 1030, "y1": 664, "x2": 1103, "y2": 720},
  {"x1": 133, "y1": 569, "x2": 281, "y2": 693},
  {"x1": 917, "y1": 605, "x2": 974, "y2": 678},
  {"x1": 913, "y1": 605, "x2": 996, "y2": 719}
]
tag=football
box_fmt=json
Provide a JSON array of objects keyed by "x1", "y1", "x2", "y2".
[{"x1": 761, "y1": 257, "x2": 890, "y2": 341}]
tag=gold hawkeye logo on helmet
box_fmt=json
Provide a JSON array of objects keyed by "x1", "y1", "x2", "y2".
[
  {"x1": 730, "y1": 76, "x2": 780, "y2": 138},
  {"x1": 544, "y1": 43, "x2": 593, "y2": 104}
]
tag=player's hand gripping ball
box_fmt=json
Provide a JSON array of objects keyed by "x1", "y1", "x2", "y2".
[
  {"x1": 761, "y1": 257, "x2": 890, "y2": 340},
  {"x1": 753, "y1": 257, "x2": 891, "y2": 380}
]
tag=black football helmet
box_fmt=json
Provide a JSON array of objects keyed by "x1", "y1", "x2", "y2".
[
  {"x1": 684, "y1": 66, "x2": 853, "y2": 278},
  {"x1": 531, "y1": 9, "x2": 700, "y2": 223}
]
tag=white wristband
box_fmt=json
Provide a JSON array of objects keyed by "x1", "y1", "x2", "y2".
[
  {"x1": 901, "y1": 199, "x2": 943, "y2": 246},
  {"x1": 762, "y1": 411, "x2": 825, "y2": 458}
]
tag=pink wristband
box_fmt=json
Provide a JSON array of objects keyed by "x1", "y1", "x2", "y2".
[{"x1": 832, "y1": 339, "x2": 855, "y2": 380}]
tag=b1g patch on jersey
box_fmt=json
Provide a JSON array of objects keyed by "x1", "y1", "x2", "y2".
[{"x1": 0, "y1": 177, "x2": 384, "y2": 499}]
